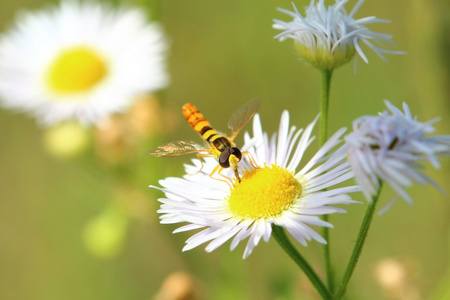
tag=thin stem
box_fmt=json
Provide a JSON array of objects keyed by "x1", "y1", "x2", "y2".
[
  {"x1": 132, "y1": 0, "x2": 161, "y2": 20},
  {"x1": 335, "y1": 183, "x2": 383, "y2": 299},
  {"x1": 320, "y1": 69, "x2": 334, "y2": 291},
  {"x1": 272, "y1": 225, "x2": 332, "y2": 300},
  {"x1": 319, "y1": 69, "x2": 333, "y2": 146},
  {"x1": 322, "y1": 214, "x2": 333, "y2": 291}
]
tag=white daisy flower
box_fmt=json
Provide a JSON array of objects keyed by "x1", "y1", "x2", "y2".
[
  {"x1": 0, "y1": 1, "x2": 169, "y2": 126},
  {"x1": 273, "y1": 0, "x2": 404, "y2": 70},
  {"x1": 345, "y1": 100, "x2": 450, "y2": 204},
  {"x1": 152, "y1": 111, "x2": 359, "y2": 258}
]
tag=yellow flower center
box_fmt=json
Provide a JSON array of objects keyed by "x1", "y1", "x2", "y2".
[
  {"x1": 227, "y1": 164, "x2": 302, "y2": 220},
  {"x1": 46, "y1": 46, "x2": 108, "y2": 95}
]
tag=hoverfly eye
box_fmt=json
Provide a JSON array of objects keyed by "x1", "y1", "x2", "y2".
[
  {"x1": 229, "y1": 147, "x2": 242, "y2": 160},
  {"x1": 219, "y1": 150, "x2": 231, "y2": 168}
]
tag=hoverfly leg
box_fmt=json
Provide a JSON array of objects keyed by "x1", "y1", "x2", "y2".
[
  {"x1": 186, "y1": 153, "x2": 210, "y2": 176},
  {"x1": 242, "y1": 151, "x2": 259, "y2": 169},
  {"x1": 210, "y1": 164, "x2": 234, "y2": 189}
]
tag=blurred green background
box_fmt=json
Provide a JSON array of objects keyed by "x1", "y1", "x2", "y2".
[{"x1": 0, "y1": 0, "x2": 449, "y2": 299}]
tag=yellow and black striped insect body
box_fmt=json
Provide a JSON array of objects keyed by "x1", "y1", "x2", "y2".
[{"x1": 148, "y1": 99, "x2": 260, "y2": 187}]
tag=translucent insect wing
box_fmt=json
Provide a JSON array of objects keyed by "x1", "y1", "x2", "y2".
[
  {"x1": 148, "y1": 141, "x2": 209, "y2": 157},
  {"x1": 227, "y1": 98, "x2": 261, "y2": 141}
]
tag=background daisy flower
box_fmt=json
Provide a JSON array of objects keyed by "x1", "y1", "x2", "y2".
[
  {"x1": 152, "y1": 111, "x2": 359, "y2": 258},
  {"x1": 0, "y1": 1, "x2": 169, "y2": 126},
  {"x1": 273, "y1": 0, "x2": 404, "y2": 70},
  {"x1": 345, "y1": 100, "x2": 450, "y2": 204}
]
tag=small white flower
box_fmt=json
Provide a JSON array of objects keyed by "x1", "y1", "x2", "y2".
[
  {"x1": 152, "y1": 111, "x2": 359, "y2": 258},
  {"x1": 0, "y1": 1, "x2": 169, "y2": 126},
  {"x1": 273, "y1": 0, "x2": 404, "y2": 70},
  {"x1": 345, "y1": 100, "x2": 450, "y2": 204}
]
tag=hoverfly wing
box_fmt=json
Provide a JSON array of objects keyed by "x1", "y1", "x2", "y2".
[
  {"x1": 227, "y1": 98, "x2": 261, "y2": 141},
  {"x1": 148, "y1": 141, "x2": 209, "y2": 157}
]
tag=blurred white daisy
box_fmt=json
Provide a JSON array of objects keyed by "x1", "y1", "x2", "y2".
[
  {"x1": 273, "y1": 0, "x2": 404, "y2": 70},
  {"x1": 345, "y1": 100, "x2": 450, "y2": 204},
  {"x1": 152, "y1": 111, "x2": 359, "y2": 258},
  {"x1": 0, "y1": 1, "x2": 169, "y2": 126}
]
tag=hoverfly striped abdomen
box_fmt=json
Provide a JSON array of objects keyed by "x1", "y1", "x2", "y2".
[
  {"x1": 182, "y1": 103, "x2": 231, "y2": 158},
  {"x1": 183, "y1": 103, "x2": 220, "y2": 144}
]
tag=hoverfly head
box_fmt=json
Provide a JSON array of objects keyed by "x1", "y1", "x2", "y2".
[
  {"x1": 219, "y1": 147, "x2": 242, "y2": 168},
  {"x1": 219, "y1": 147, "x2": 242, "y2": 183}
]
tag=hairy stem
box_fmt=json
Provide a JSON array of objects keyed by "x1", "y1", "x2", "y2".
[{"x1": 335, "y1": 183, "x2": 383, "y2": 299}]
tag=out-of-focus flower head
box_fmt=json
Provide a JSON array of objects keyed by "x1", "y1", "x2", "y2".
[{"x1": 0, "y1": 1, "x2": 169, "y2": 126}]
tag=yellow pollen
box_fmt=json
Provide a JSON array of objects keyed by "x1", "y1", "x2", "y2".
[
  {"x1": 46, "y1": 46, "x2": 108, "y2": 95},
  {"x1": 227, "y1": 164, "x2": 302, "y2": 220}
]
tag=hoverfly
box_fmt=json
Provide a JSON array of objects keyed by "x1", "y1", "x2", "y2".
[{"x1": 148, "y1": 99, "x2": 260, "y2": 186}]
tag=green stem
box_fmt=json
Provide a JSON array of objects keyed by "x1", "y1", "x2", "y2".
[
  {"x1": 335, "y1": 183, "x2": 383, "y2": 299},
  {"x1": 320, "y1": 69, "x2": 334, "y2": 291},
  {"x1": 146, "y1": 0, "x2": 161, "y2": 20},
  {"x1": 319, "y1": 69, "x2": 333, "y2": 146},
  {"x1": 322, "y1": 214, "x2": 333, "y2": 291},
  {"x1": 272, "y1": 225, "x2": 332, "y2": 300},
  {"x1": 131, "y1": 0, "x2": 161, "y2": 20}
]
